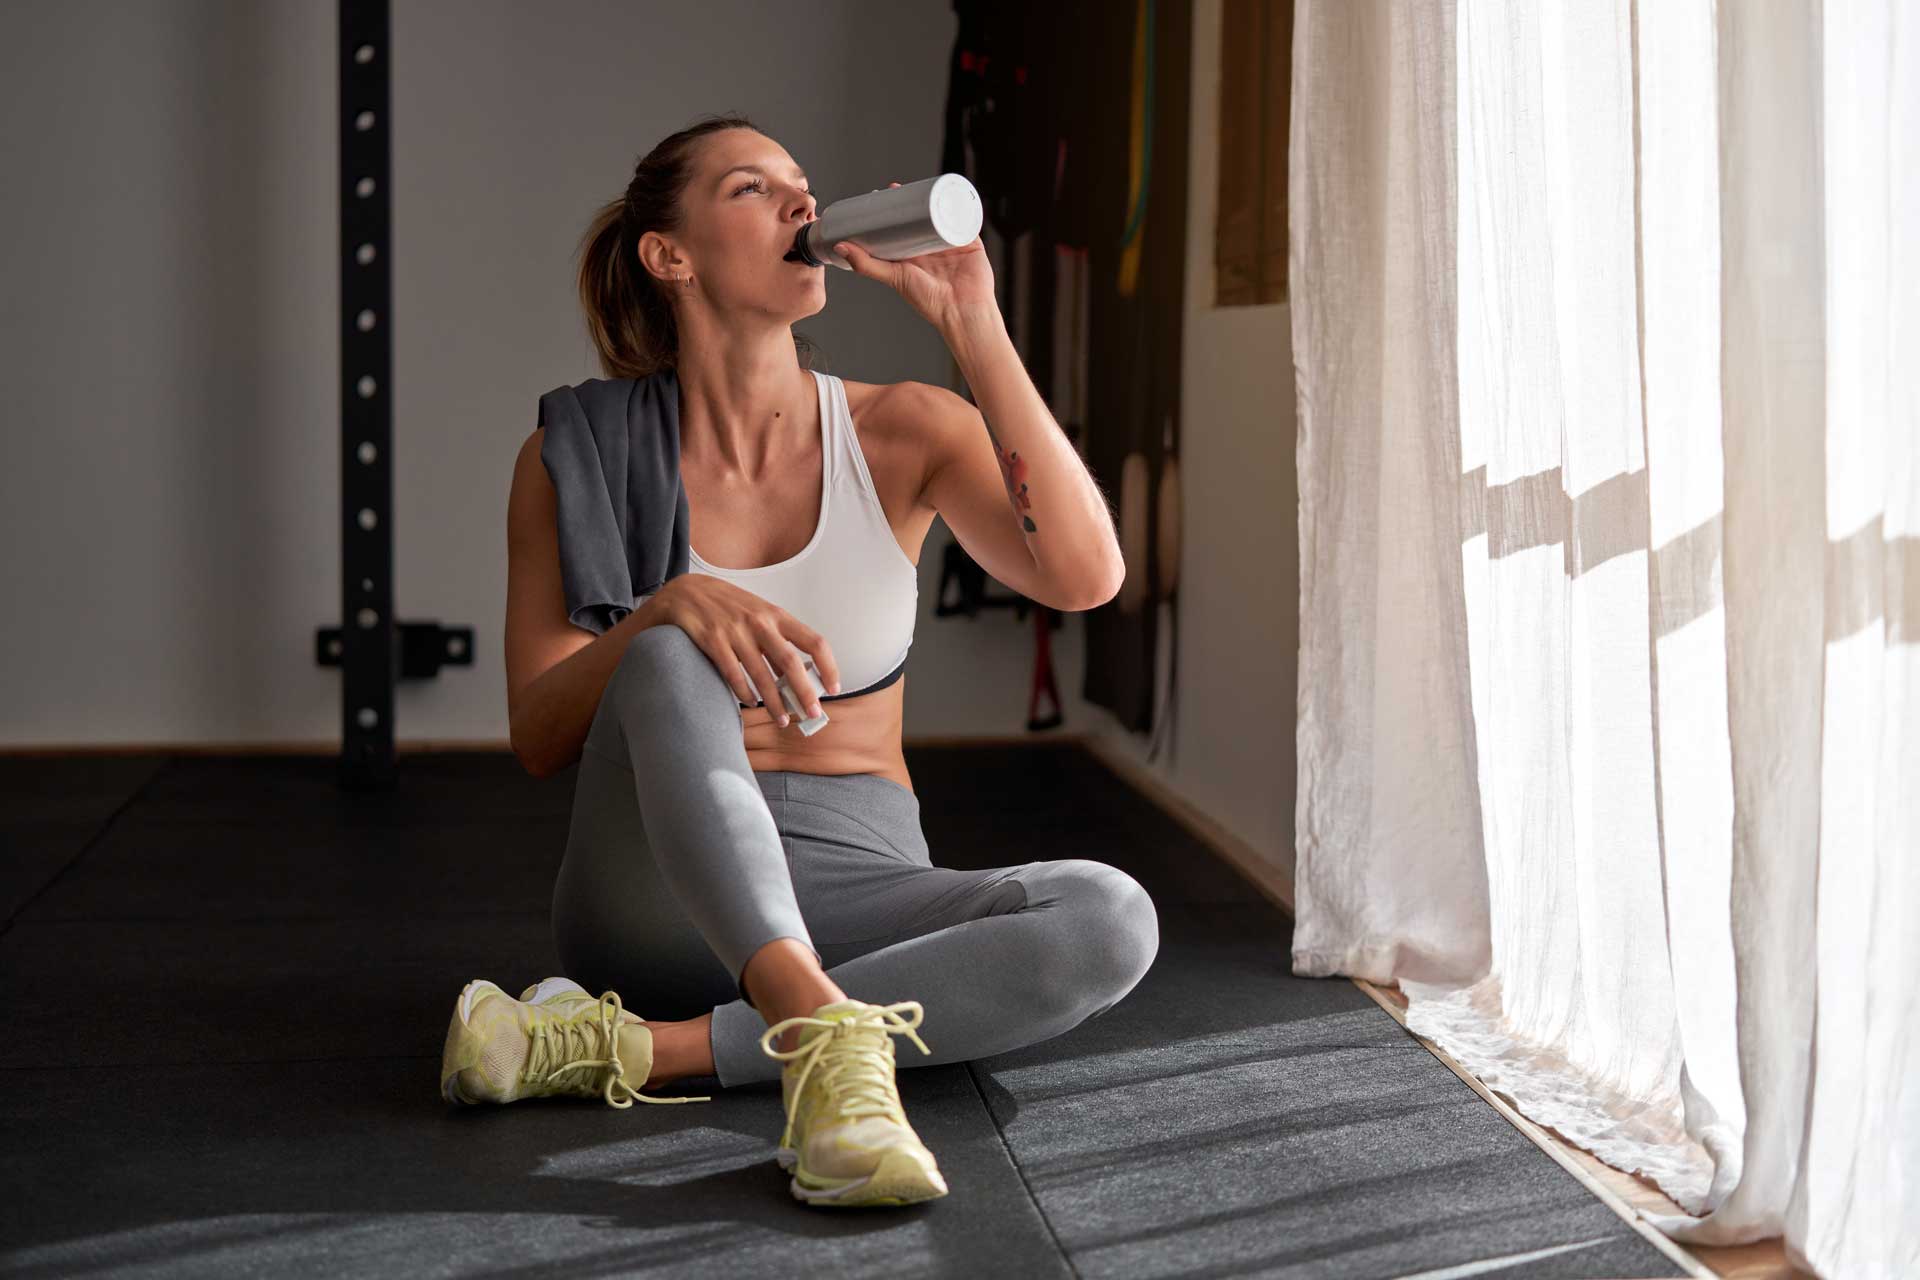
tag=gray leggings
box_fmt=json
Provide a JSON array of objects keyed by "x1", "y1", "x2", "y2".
[{"x1": 550, "y1": 622, "x2": 1161, "y2": 1088}]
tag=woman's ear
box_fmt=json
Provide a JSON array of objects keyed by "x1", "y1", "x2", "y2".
[{"x1": 634, "y1": 229, "x2": 677, "y2": 286}]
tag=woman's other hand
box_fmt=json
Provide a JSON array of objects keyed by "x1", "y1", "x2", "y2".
[{"x1": 652, "y1": 576, "x2": 841, "y2": 724}]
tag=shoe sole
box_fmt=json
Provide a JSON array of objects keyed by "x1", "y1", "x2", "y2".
[{"x1": 777, "y1": 1144, "x2": 950, "y2": 1207}]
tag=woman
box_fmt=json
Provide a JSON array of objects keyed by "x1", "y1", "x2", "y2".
[{"x1": 440, "y1": 114, "x2": 1158, "y2": 1209}]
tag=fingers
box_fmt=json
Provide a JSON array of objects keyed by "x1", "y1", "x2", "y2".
[
  {"x1": 776, "y1": 650, "x2": 824, "y2": 721},
  {"x1": 734, "y1": 644, "x2": 787, "y2": 720},
  {"x1": 835, "y1": 240, "x2": 887, "y2": 285},
  {"x1": 700, "y1": 635, "x2": 760, "y2": 708},
  {"x1": 757, "y1": 620, "x2": 829, "y2": 722},
  {"x1": 750, "y1": 618, "x2": 805, "y2": 725},
  {"x1": 795, "y1": 626, "x2": 842, "y2": 696},
  {"x1": 721, "y1": 615, "x2": 788, "y2": 715},
  {"x1": 781, "y1": 623, "x2": 840, "y2": 707},
  {"x1": 806, "y1": 637, "x2": 844, "y2": 694}
]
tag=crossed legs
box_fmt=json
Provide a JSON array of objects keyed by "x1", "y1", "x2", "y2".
[{"x1": 550, "y1": 623, "x2": 1160, "y2": 1089}]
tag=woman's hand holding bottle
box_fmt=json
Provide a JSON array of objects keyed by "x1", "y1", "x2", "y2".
[{"x1": 833, "y1": 182, "x2": 996, "y2": 330}]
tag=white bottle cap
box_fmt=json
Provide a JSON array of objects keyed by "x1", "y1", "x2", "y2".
[{"x1": 929, "y1": 174, "x2": 984, "y2": 247}]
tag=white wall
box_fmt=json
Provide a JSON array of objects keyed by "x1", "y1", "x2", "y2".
[{"x1": 1, "y1": 0, "x2": 1299, "y2": 886}]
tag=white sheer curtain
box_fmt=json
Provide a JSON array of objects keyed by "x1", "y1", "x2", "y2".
[{"x1": 1288, "y1": 2, "x2": 1917, "y2": 1276}]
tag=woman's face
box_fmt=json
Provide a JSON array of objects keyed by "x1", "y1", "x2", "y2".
[{"x1": 673, "y1": 130, "x2": 825, "y2": 316}]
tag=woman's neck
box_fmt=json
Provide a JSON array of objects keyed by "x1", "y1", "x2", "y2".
[{"x1": 674, "y1": 344, "x2": 815, "y2": 480}]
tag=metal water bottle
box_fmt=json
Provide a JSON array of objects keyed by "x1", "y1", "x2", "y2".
[{"x1": 784, "y1": 173, "x2": 984, "y2": 270}]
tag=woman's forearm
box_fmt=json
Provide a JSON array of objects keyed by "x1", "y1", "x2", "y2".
[
  {"x1": 940, "y1": 303, "x2": 1125, "y2": 605},
  {"x1": 510, "y1": 595, "x2": 667, "y2": 778}
]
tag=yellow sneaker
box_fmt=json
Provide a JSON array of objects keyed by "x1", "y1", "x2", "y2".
[
  {"x1": 439, "y1": 977, "x2": 711, "y2": 1108},
  {"x1": 758, "y1": 998, "x2": 949, "y2": 1207}
]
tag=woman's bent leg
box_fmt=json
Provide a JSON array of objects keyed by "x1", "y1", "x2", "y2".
[
  {"x1": 551, "y1": 624, "x2": 821, "y2": 1020},
  {"x1": 703, "y1": 774, "x2": 1161, "y2": 1087},
  {"x1": 552, "y1": 747, "x2": 737, "y2": 1023},
  {"x1": 706, "y1": 859, "x2": 1160, "y2": 1086}
]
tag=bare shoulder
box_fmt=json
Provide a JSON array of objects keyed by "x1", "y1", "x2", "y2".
[
  {"x1": 515, "y1": 423, "x2": 545, "y2": 466},
  {"x1": 840, "y1": 375, "x2": 962, "y2": 422},
  {"x1": 838, "y1": 376, "x2": 913, "y2": 430},
  {"x1": 509, "y1": 427, "x2": 552, "y2": 517},
  {"x1": 506, "y1": 426, "x2": 558, "y2": 590},
  {"x1": 837, "y1": 376, "x2": 968, "y2": 513}
]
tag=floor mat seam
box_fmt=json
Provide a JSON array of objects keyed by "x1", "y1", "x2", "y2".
[
  {"x1": 965, "y1": 1059, "x2": 1084, "y2": 1280},
  {"x1": 1, "y1": 756, "x2": 172, "y2": 940}
]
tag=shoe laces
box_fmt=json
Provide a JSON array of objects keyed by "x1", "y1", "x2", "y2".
[
  {"x1": 757, "y1": 1001, "x2": 931, "y2": 1150},
  {"x1": 524, "y1": 990, "x2": 711, "y2": 1109}
]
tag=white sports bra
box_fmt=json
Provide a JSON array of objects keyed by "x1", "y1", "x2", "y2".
[{"x1": 637, "y1": 370, "x2": 917, "y2": 705}]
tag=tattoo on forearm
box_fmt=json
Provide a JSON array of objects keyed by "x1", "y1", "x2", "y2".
[{"x1": 988, "y1": 425, "x2": 1037, "y2": 532}]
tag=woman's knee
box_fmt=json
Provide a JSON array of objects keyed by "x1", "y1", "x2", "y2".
[
  {"x1": 1084, "y1": 862, "x2": 1160, "y2": 990},
  {"x1": 1032, "y1": 859, "x2": 1160, "y2": 1010},
  {"x1": 619, "y1": 620, "x2": 705, "y2": 677},
  {"x1": 611, "y1": 622, "x2": 736, "y2": 714}
]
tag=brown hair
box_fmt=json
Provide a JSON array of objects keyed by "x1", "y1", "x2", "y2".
[{"x1": 576, "y1": 113, "x2": 819, "y2": 380}]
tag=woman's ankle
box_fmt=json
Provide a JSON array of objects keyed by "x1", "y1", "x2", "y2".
[
  {"x1": 641, "y1": 1015, "x2": 712, "y2": 1087},
  {"x1": 768, "y1": 987, "x2": 850, "y2": 1053},
  {"x1": 740, "y1": 938, "x2": 846, "y2": 1050}
]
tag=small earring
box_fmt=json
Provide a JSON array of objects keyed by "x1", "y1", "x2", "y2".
[{"x1": 681, "y1": 275, "x2": 692, "y2": 288}]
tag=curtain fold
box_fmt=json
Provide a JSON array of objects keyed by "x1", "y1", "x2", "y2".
[
  {"x1": 1290, "y1": 0, "x2": 1490, "y2": 989},
  {"x1": 1289, "y1": 2, "x2": 1917, "y2": 1275}
]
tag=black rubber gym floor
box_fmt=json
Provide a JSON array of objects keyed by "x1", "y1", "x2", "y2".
[{"x1": 0, "y1": 744, "x2": 1685, "y2": 1278}]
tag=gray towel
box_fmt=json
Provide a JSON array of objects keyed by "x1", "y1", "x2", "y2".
[{"x1": 537, "y1": 369, "x2": 691, "y2": 636}]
